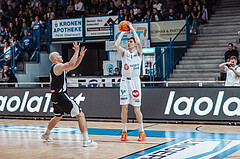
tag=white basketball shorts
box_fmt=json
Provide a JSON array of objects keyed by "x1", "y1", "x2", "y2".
[{"x1": 120, "y1": 77, "x2": 141, "y2": 106}]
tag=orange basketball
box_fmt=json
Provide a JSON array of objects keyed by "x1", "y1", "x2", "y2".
[{"x1": 118, "y1": 21, "x2": 130, "y2": 32}]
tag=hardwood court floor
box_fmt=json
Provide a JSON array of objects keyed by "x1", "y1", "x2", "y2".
[{"x1": 0, "y1": 119, "x2": 240, "y2": 159}]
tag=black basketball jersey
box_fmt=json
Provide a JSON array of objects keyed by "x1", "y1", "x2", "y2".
[{"x1": 50, "y1": 64, "x2": 67, "y2": 93}]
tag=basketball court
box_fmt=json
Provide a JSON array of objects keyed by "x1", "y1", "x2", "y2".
[{"x1": 1, "y1": 119, "x2": 240, "y2": 159}]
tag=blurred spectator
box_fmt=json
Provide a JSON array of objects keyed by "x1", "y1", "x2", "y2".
[
  {"x1": 13, "y1": 40, "x2": 23, "y2": 68},
  {"x1": 0, "y1": 12, "x2": 7, "y2": 28},
  {"x1": 225, "y1": 43, "x2": 239, "y2": 62},
  {"x1": 163, "y1": 0, "x2": 175, "y2": 14},
  {"x1": 151, "y1": 8, "x2": 164, "y2": 21},
  {"x1": 121, "y1": 0, "x2": 130, "y2": 15},
  {"x1": 107, "y1": 1, "x2": 119, "y2": 15},
  {"x1": 195, "y1": 0, "x2": 202, "y2": 12},
  {"x1": 201, "y1": 4, "x2": 208, "y2": 24},
  {"x1": 22, "y1": 30, "x2": 34, "y2": 60},
  {"x1": 20, "y1": 22, "x2": 31, "y2": 38},
  {"x1": 47, "y1": 7, "x2": 55, "y2": 19},
  {"x1": 97, "y1": 0, "x2": 108, "y2": 14},
  {"x1": 219, "y1": 56, "x2": 240, "y2": 86},
  {"x1": 0, "y1": 35, "x2": 4, "y2": 51},
  {"x1": 2, "y1": 65, "x2": 18, "y2": 87},
  {"x1": 143, "y1": 10, "x2": 152, "y2": 22},
  {"x1": 177, "y1": 0, "x2": 187, "y2": 16},
  {"x1": 112, "y1": 0, "x2": 122, "y2": 9},
  {"x1": 134, "y1": 8, "x2": 144, "y2": 22},
  {"x1": 132, "y1": 2, "x2": 138, "y2": 15},
  {"x1": 0, "y1": 41, "x2": 11, "y2": 69},
  {"x1": 142, "y1": 0, "x2": 152, "y2": 16},
  {"x1": 31, "y1": 16, "x2": 42, "y2": 47},
  {"x1": 8, "y1": 22, "x2": 18, "y2": 38},
  {"x1": 188, "y1": 0, "x2": 194, "y2": 12},
  {"x1": 119, "y1": 9, "x2": 125, "y2": 22},
  {"x1": 66, "y1": 0, "x2": 75, "y2": 18},
  {"x1": 180, "y1": 4, "x2": 191, "y2": 21},
  {"x1": 28, "y1": 0, "x2": 36, "y2": 10},
  {"x1": 0, "y1": 26, "x2": 7, "y2": 39},
  {"x1": 190, "y1": 6, "x2": 201, "y2": 34},
  {"x1": 153, "y1": 0, "x2": 163, "y2": 13},
  {"x1": 127, "y1": 9, "x2": 135, "y2": 22},
  {"x1": 74, "y1": 0, "x2": 85, "y2": 17},
  {"x1": 167, "y1": 8, "x2": 176, "y2": 20},
  {"x1": 113, "y1": 67, "x2": 121, "y2": 75}
]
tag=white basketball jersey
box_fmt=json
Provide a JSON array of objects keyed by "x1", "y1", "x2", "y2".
[{"x1": 122, "y1": 49, "x2": 142, "y2": 78}]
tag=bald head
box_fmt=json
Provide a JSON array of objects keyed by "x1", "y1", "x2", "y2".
[{"x1": 49, "y1": 52, "x2": 60, "y2": 63}]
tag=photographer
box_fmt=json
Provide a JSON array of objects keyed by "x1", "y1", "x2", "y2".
[{"x1": 219, "y1": 56, "x2": 240, "y2": 86}]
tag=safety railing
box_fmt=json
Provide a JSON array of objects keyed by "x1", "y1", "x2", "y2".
[
  {"x1": 153, "y1": 18, "x2": 190, "y2": 81},
  {"x1": 0, "y1": 81, "x2": 226, "y2": 88}
]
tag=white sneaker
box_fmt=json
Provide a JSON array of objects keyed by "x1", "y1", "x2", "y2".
[
  {"x1": 190, "y1": 29, "x2": 193, "y2": 34},
  {"x1": 41, "y1": 133, "x2": 53, "y2": 142},
  {"x1": 83, "y1": 140, "x2": 98, "y2": 147}
]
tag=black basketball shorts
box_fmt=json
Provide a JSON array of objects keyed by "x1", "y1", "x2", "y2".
[{"x1": 51, "y1": 92, "x2": 82, "y2": 117}]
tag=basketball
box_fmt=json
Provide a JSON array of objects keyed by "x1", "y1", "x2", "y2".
[{"x1": 118, "y1": 21, "x2": 130, "y2": 32}]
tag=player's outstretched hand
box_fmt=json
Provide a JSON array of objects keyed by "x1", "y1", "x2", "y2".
[
  {"x1": 128, "y1": 22, "x2": 134, "y2": 31},
  {"x1": 121, "y1": 31, "x2": 129, "y2": 35},
  {"x1": 80, "y1": 46, "x2": 87, "y2": 57},
  {"x1": 72, "y1": 41, "x2": 80, "y2": 52}
]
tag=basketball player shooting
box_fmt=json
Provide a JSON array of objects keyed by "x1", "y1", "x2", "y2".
[
  {"x1": 41, "y1": 41, "x2": 97, "y2": 147},
  {"x1": 114, "y1": 22, "x2": 145, "y2": 141}
]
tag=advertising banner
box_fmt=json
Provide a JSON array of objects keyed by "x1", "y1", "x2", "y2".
[
  {"x1": 114, "y1": 22, "x2": 149, "y2": 41},
  {"x1": 85, "y1": 15, "x2": 118, "y2": 37},
  {"x1": 1, "y1": 87, "x2": 240, "y2": 122},
  {"x1": 52, "y1": 18, "x2": 83, "y2": 39},
  {"x1": 150, "y1": 20, "x2": 186, "y2": 43}
]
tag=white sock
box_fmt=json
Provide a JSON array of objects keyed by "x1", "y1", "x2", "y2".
[
  {"x1": 122, "y1": 123, "x2": 127, "y2": 131},
  {"x1": 83, "y1": 132, "x2": 89, "y2": 141},
  {"x1": 45, "y1": 129, "x2": 50, "y2": 135},
  {"x1": 139, "y1": 123, "x2": 144, "y2": 131}
]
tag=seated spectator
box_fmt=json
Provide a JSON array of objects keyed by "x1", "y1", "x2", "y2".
[
  {"x1": 8, "y1": 22, "x2": 18, "y2": 38},
  {"x1": 113, "y1": 67, "x2": 121, "y2": 75},
  {"x1": 0, "y1": 41, "x2": 11, "y2": 69},
  {"x1": 188, "y1": 0, "x2": 194, "y2": 12},
  {"x1": 143, "y1": 10, "x2": 152, "y2": 22},
  {"x1": 0, "y1": 35, "x2": 4, "y2": 51},
  {"x1": 163, "y1": 0, "x2": 175, "y2": 14},
  {"x1": 225, "y1": 43, "x2": 239, "y2": 62},
  {"x1": 195, "y1": 0, "x2": 202, "y2": 13},
  {"x1": 153, "y1": 0, "x2": 163, "y2": 13},
  {"x1": 74, "y1": 0, "x2": 85, "y2": 17},
  {"x1": 180, "y1": 4, "x2": 191, "y2": 21},
  {"x1": 66, "y1": 0, "x2": 75, "y2": 18},
  {"x1": 134, "y1": 8, "x2": 144, "y2": 22},
  {"x1": 219, "y1": 56, "x2": 240, "y2": 86},
  {"x1": 142, "y1": 0, "x2": 152, "y2": 16},
  {"x1": 97, "y1": 0, "x2": 108, "y2": 14},
  {"x1": 190, "y1": 6, "x2": 201, "y2": 34},
  {"x1": 47, "y1": 7, "x2": 55, "y2": 19},
  {"x1": 127, "y1": 9, "x2": 135, "y2": 22},
  {"x1": 177, "y1": 0, "x2": 187, "y2": 16},
  {"x1": 0, "y1": 12, "x2": 7, "y2": 28},
  {"x1": 167, "y1": 8, "x2": 176, "y2": 20},
  {"x1": 119, "y1": 9, "x2": 125, "y2": 22},
  {"x1": 112, "y1": 0, "x2": 122, "y2": 9},
  {"x1": 151, "y1": 8, "x2": 164, "y2": 21},
  {"x1": 0, "y1": 26, "x2": 7, "y2": 39},
  {"x1": 121, "y1": 0, "x2": 130, "y2": 15},
  {"x1": 20, "y1": 22, "x2": 31, "y2": 38},
  {"x1": 107, "y1": 1, "x2": 119, "y2": 15},
  {"x1": 201, "y1": 4, "x2": 208, "y2": 24},
  {"x1": 132, "y1": 2, "x2": 138, "y2": 15},
  {"x1": 2, "y1": 65, "x2": 18, "y2": 87},
  {"x1": 31, "y1": 16, "x2": 42, "y2": 47},
  {"x1": 21, "y1": 30, "x2": 34, "y2": 60},
  {"x1": 13, "y1": 40, "x2": 23, "y2": 67}
]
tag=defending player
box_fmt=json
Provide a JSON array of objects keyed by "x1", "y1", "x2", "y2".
[
  {"x1": 41, "y1": 41, "x2": 97, "y2": 147},
  {"x1": 114, "y1": 22, "x2": 145, "y2": 141}
]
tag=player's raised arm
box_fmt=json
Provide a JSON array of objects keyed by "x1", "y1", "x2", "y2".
[
  {"x1": 114, "y1": 31, "x2": 127, "y2": 57},
  {"x1": 72, "y1": 46, "x2": 87, "y2": 70},
  {"x1": 128, "y1": 22, "x2": 142, "y2": 57},
  {"x1": 55, "y1": 41, "x2": 80, "y2": 73}
]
